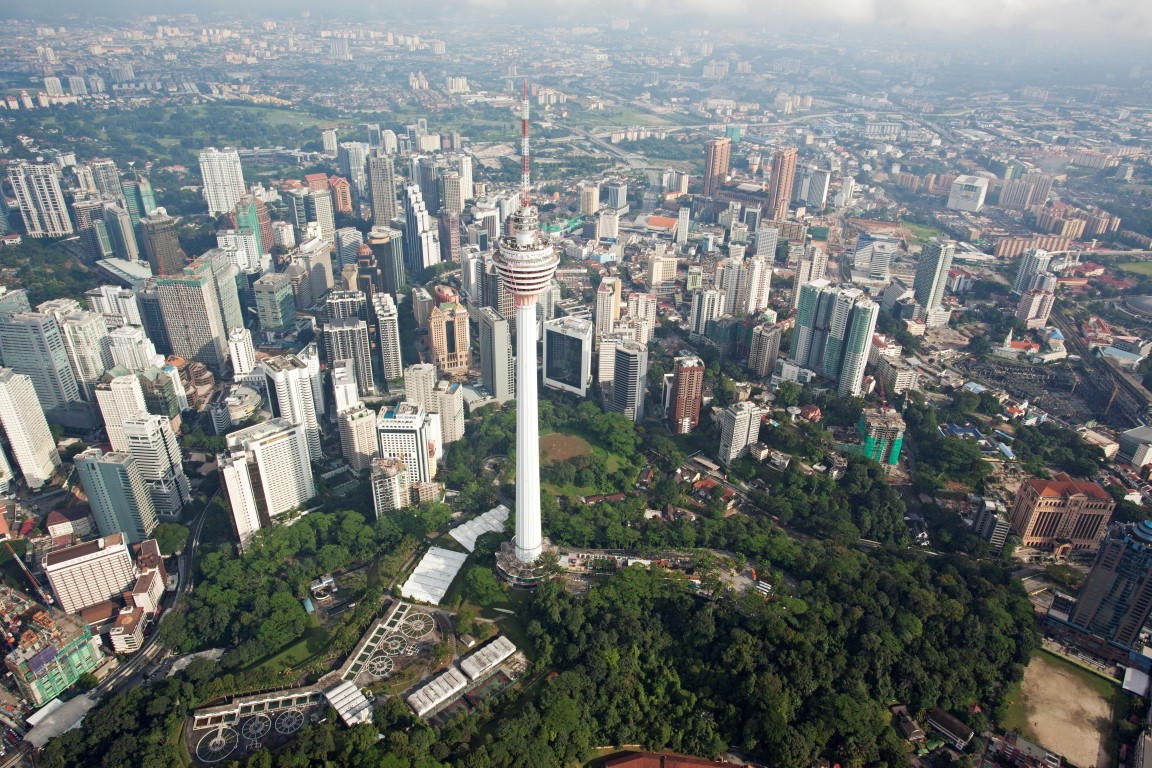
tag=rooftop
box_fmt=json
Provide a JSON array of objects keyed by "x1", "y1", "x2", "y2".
[
  {"x1": 44, "y1": 533, "x2": 126, "y2": 568},
  {"x1": 1028, "y1": 472, "x2": 1111, "y2": 500}
]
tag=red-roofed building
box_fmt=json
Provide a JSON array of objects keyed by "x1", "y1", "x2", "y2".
[{"x1": 1009, "y1": 472, "x2": 1115, "y2": 552}]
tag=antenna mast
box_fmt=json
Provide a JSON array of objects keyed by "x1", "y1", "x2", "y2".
[{"x1": 521, "y1": 80, "x2": 530, "y2": 208}]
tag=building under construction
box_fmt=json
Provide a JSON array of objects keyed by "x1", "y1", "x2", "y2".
[
  {"x1": 0, "y1": 585, "x2": 102, "y2": 706},
  {"x1": 858, "y1": 408, "x2": 906, "y2": 466}
]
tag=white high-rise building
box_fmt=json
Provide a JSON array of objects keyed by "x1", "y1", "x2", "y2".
[
  {"x1": 334, "y1": 227, "x2": 364, "y2": 270},
  {"x1": 338, "y1": 402, "x2": 378, "y2": 472},
  {"x1": 718, "y1": 401, "x2": 766, "y2": 464},
  {"x1": 373, "y1": 293, "x2": 404, "y2": 383},
  {"x1": 72, "y1": 452, "x2": 157, "y2": 545},
  {"x1": 675, "y1": 207, "x2": 690, "y2": 246},
  {"x1": 689, "y1": 288, "x2": 725, "y2": 338},
  {"x1": 122, "y1": 413, "x2": 191, "y2": 516},
  {"x1": 261, "y1": 355, "x2": 322, "y2": 461},
  {"x1": 198, "y1": 147, "x2": 246, "y2": 215},
  {"x1": 109, "y1": 325, "x2": 161, "y2": 372},
  {"x1": 1012, "y1": 248, "x2": 1053, "y2": 295},
  {"x1": 0, "y1": 310, "x2": 82, "y2": 411},
  {"x1": 745, "y1": 256, "x2": 773, "y2": 314},
  {"x1": 38, "y1": 300, "x2": 112, "y2": 403},
  {"x1": 375, "y1": 402, "x2": 438, "y2": 484},
  {"x1": 433, "y1": 381, "x2": 465, "y2": 445},
  {"x1": 595, "y1": 277, "x2": 621, "y2": 342},
  {"x1": 626, "y1": 293, "x2": 657, "y2": 346},
  {"x1": 228, "y1": 327, "x2": 256, "y2": 377},
  {"x1": 913, "y1": 239, "x2": 955, "y2": 327},
  {"x1": 8, "y1": 162, "x2": 73, "y2": 237},
  {"x1": 946, "y1": 175, "x2": 989, "y2": 212},
  {"x1": 216, "y1": 229, "x2": 265, "y2": 272},
  {"x1": 371, "y1": 458, "x2": 411, "y2": 518},
  {"x1": 491, "y1": 92, "x2": 560, "y2": 568},
  {"x1": 95, "y1": 374, "x2": 146, "y2": 452},
  {"x1": 331, "y1": 360, "x2": 360, "y2": 413},
  {"x1": 43, "y1": 533, "x2": 138, "y2": 614},
  {"x1": 404, "y1": 363, "x2": 437, "y2": 413},
  {"x1": 479, "y1": 308, "x2": 514, "y2": 403},
  {"x1": 792, "y1": 246, "x2": 828, "y2": 309},
  {"x1": 86, "y1": 286, "x2": 141, "y2": 327},
  {"x1": 0, "y1": 368, "x2": 60, "y2": 489},
  {"x1": 221, "y1": 418, "x2": 316, "y2": 550}
]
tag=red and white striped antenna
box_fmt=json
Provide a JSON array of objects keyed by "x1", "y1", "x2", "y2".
[{"x1": 520, "y1": 80, "x2": 530, "y2": 208}]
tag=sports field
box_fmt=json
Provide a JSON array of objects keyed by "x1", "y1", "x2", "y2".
[{"x1": 540, "y1": 433, "x2": 593, "y2": 463}]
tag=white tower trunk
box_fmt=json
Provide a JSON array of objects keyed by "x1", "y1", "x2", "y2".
[{"x1": 513, "y1": 301, "x2": 542, "y2": 563}]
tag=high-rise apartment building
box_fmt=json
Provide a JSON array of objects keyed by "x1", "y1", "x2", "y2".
[
  {"x1": 852, "y1": 234, "x2": 898, "y2": 282},
  {"x1": 767, "y1": 147, "x2": 798, "y2": 220},
  {"x1": 37, "y1": 300, "x2": 111, "y2": 404},
  {"x1": 235, "y1": 195, "x2": 274, "y2": 254},
  {"x1": 1012, "y1": 248, "x2": 1054, "y2": 295},
  {"x1": 253, "y1": 272, "x2": 297, "y2": 335},
  {"x1": 228, "y1": 327, "x2": 256, "y2": 378},
  {"x1": 73, "y1": 451, "x2": 157, "y2": 544},
  {"x1": 139, "y1": 209, "x2": 184, "y2": 276},
  {"x1": 367, "y1": 148, "x2": 398, "y2": 224},
  {"x1": 221, "y1": 418, "x2": 316, "y2": 550},
  {"x1": 404, "y1": 363, "x2": 437, "y2": 413},
  {"x1": 373, "y1": 293, "x2": 404, "y2": 383},
  {"x1": 667, "y1": 355, "x2": 704, "y2": 434},
  {"x1": 688, "y1": 288, "x2": 725, "y2": 339},
  {"x1": 323, "y1": 319, "x2": 375, "y2": 395},
  {"x1": 8, "y1": 162, "x2": 72, "y2": 237},
  {"x1": 748, "y1": 323, "x2": 782, "y2": 379},
  {"x1": 261, "y1": 355, "x2": 322, "y2": 461},
  {"x1": 1069, "y1": 521, "x2": 1152, "y2": 650},
  {"x1": 122, "y1": 413, "x2": 191, "y2": 516},
  {"x1": 913, "y1": 239, "x2": 955, "y2": 327},
  {"x1": 402, "y1": 185, "x2": 440, "y2": 273},
  {"x1": 198, "y1": 147, "x2": 246, "y2": 215},
  {"x1": 790, "y1": 280, "x2": 880, "y2": 397},
  {"x1": 43, "y1": 533, "x2": 137, "y2": 614},
  {"x1": 745, "y1": 256, "x2": 773, "y2": 315},
  {"x1": 606, "y1": 340, "x2": 647, "y2": 423},
  {"x1": 718, "y1": 401, "x2": 766, "y2": 465},
  {"x1": 0, "y1": 369, "x2": 60, "y2": 489},
  {"x1": 371, "y1": 458, "x2": 411, "y2": 518},
  {"x1": 580, "y1": 184, "x2": 600, "y2": 215},
  {"x1": 154, "y1": 260, "x2": 228, "y2": 371},
  {"x1": 433, "y1": 381, "x2": 465, "y2": 445},
  {"x1": 675, "y1": 207, "x2": 690, "y2": 246},
  {"x1": 792, "y1": 246, "x2": 828, "y2": 309},
  {"x1": 703, "y1": 137, "x2": 732, "y2": 198},
  {"x1": 0, "y1": 311, "x2": 81, "y2": 412},
  {"x1": 86, "y1": 286, "x2": 140, "y2": 328},
  {"x1": 94, "y1": 374, "x2": 146, "y2": 452},
  {"x1": 626, "y1": 293, "x2": 657, "y2": 346},
  {"x1": 479, "y1": 308, "x2": 514, "y2": 402},
  {"x1": 428, "y1": 302, "x2": 470, "y2": 375},
  {"x1": 338, "y1": 402, "x2": 378, "y2": 473},
  {"x1": 1009, "y1": 473, "x2": 1114, "y2": 552},
  {"x1": 859, "y1": 408, "x2": 905, "y2": 466},
  {"x1": 1016, "y1": 290, "x2": 1056, "y2": 330},
  {"x1": 375, "y1": 402, "x2": 438, "y2": 484}
]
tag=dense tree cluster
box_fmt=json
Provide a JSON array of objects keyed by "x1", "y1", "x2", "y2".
[{"x1": 0, "y1": 239, "x2": 104, "y2": 304}]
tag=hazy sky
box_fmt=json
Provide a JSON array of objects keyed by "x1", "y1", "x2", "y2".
[{"x1": 7, "y1": 0, "x2": 1152, "y2": 41}]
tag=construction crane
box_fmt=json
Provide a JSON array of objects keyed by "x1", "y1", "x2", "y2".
[{"x1": 4, "y1": 541, "x2": 52, "y2": 606}]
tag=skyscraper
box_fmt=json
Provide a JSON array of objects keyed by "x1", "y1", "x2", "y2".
[
  {"x1": 404, "y1": 363, "x2": 438, "y2": 412},
  {"x1": 95, "y1": 374, "x2": 147, "y2": 452},
  {"x1": 122, "y1": 413, "x2": 191, "y2": 516},
  {"x1": 748, "y1": 323, "x2": 782, "y2": 378},
  {"x1": 235, "y1": 195, "x2": 273, "y2": 254},
  {"x1": 121, "y1": 176, "x2": 156, "y2": 230},
  {"x1": 253, "y1": 273, "x2": 297, "y2": 336},
  {"x1": 542, "y1": 316, "x2": 593, "y2": 398},
  {"x1": 367, "y1": 226, "x2": 405, "y2": 298},
  {"x1": 0, "y1": 369, "x2": 60, "y2": 489},
  {"x1": 675, "y1": 207, "x2": 690, "y2": 246},
  {"x1": 853, "y1": 234, "x2": 898, "y2": 282},
  {"x1": 228, "y1": 327, "x2": 256, "y2": 378},
  {"x1": 718, "y1": 401, "x2": 766, "y2": 464},
  {"x1": 913, "y1": 239, "x2": 955, "y2": 327},
  {"x1": 767, "y1": 147, "x2": 798, "y2": 221},
  {"x1": 667, "y1": 355, "x2": 704, "y2": 434},
  {"x1": 580, "y1": 184, "x2": 600, "y2": 215},
  {"x1": 101, "y1": 203, "x2": 140, "y2": 261},
  {"x1": 479, "y1": 308, "x2": 515, "y2": 402},
  {"x1": 492, "y1": 88, "x2": 560, "y2": 572},
  {"x1": 1069, "y1": 521, "x2": 1152, "y2": 651},
  {"x1": 792, "y1": 245, "x2": 828, "y2": 309},
  {"x1": 221, "y1": 419, "x2": 316, "y2": 550},
  {"x1": 689, "y1": 288, "x2": 725, "y2": 339},
  {"x1": 626, "y1": 292, "x2": 657, "y2": 346},
  {"x1": 606, "y1": 340, "x2": 647, "y2": 423},
  {"x1": 402, "y1": 185, "x2": 440, "y2": 273},
  {"x1": 375, "y1": 402, "x2": 438, "y2": 484},
  {"x1": 154, "y1": 259, "x2": 228, "y2": 371},
  {"x1": 38, "y1": 300, "x2": 111, "y2": 404},
  {"x1": 139, "y1": 209, "x2": 184, "y2": 276},
  {"x1": 198, "y1": 147, "x2": 246, "y2": 215},
  {"x1": 73, "y1": 450, "x2": 157, "y2": 544},
  {"x1": 338, "y1": 402, "x2": 378, "y2": 473},
  {"x1": 594, "y1": 277, "x2": 621, "y2": 343},
  {"x1": 322, "y1": 319, "x2": 375, "y2": 395},
  {"x1": 790, "y1": 280, "x2": 880, "y2": 396},
  {"x1": 334, "y1": 227, "x2": 364, "y2": 272},
  {"x1": 8, "y1": 162, "x2": 72, "y2": 237},
  {"x1": 261, "y1": 355, "x2": 322, "y2": 461},
  {"x1": 134, "y1": 280, "x2": 171, "y2": 356},
  {"x1": 371, "y1": 458, "x2": 411, "y2": 517},
  {"x1": 703, "y1": 137, "x2": 731, "y2": 198},
  {"x1": 373, "y1": 293, "x2": 404, "y2": 383},
  {"x1": 0, "y1": 310, "x2": 82, "y2": 411},
  {"x1": 427, "y1": 302, "x2": 470, "y2": 375},
  {"x1": 1012, "y1": 248, "x2": 1053, "y2": 295}
]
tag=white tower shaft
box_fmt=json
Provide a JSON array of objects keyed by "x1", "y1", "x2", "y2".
[{"x1": 513, "y1": 301, "x2": 543, "y2": 562}]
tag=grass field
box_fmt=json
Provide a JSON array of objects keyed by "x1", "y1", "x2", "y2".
[
  {"x1": 1001, "y1": 650, "x2": 1115, "y2": 768},
  {"x1": 540, "y1": 433, "x2": 594, "y2": 463},
  {"x1": 900, "y1": 221, "x2": 944, "y2": 244},
  {"x1": 244, "y1": 623, "x2": 328, "y2": 675},
  {"x1": 1119, "y1": 261, "x2": 1152, "y2": 276}
]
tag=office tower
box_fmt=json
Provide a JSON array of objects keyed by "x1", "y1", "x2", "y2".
[
  {"x1": 0, "y1": 369, "x2": 60, "y2": 489},
  {"x1": 134, "y1": 280, "x2": 171, "y2": 356},
  {"x1": 107, "y1": 322, "x2": 161, "y2": 371},
  {"x1": 1069, "y1": 521, "x2": 1152, "y2": 650},
  {"x1": 402, "y1": 185, "x2": 440, "y2": 273},
  {"x1": 95, "y1": 374, "x2": 146, "y2": 451},
  {"x1": 598, "y1": 208, "x2": 619, "y2": 239},
  {"x1": 606, "y1": 340, "x2": 647, "y2": 423},
  {"x1": 375, "y1": 402, "x2": 438, "y2": 484},
  {"x1": 745, "y1": 256, "x2": 773, "y2": 314},
  {"x1": 366, "y1": 227, "x2": 405, "y2": 298},
  {"x1": 8, "y1": 162, "x2": 72, "y2": 237},
  {"x1": 120, "y1": 176, "x2": 156, "y2": 229},
  {"x1": 479, "y1": 308, "x2": 515, "y2": 402},
  {"x1": 228, "y1": 327, "x2": 255, "y2": 377},
  {"x1": 338, "y1": 402, "x2": 378, "y2": 473},
  {"x1": 323, "y1": 319, "x2": 374, "y2": 395},
  {"x1": 330, "y1": 360, "x2": 359, "y2": 413},
  {"x1": 703, "y1": 138, "x2": 731, "y2": 197},
  {"x1": 325, "y1": 290, "x2": 367, "y2": 323},
  {"x1": 322, "y1": 129, "x2": 338, "y2": 156},
  {"x1": 38, "y1": 300, "x2": 111, "y2": 403},
  {"x1": 221, "y1": 419, "x2": 316, "y2": 550},
  {"x1": 216, "y1": 229, "x2": 263, "y2": 272},
  {"x1": 604, "y1": 182, "x2": 628, "y2": 210},
  {"x1": 580, "y1": 184, "x2": 600, "y2": 215},
  {"x1": 155, "y1": 260, "x2": 228, "y2": 371},
  {"x1": 337, "y1": 142, "x2": 368, "y2": 199},
  {"x1": 1009, "y1": 473, "x2": 1114, "y2": 552},
  {"x1": 1012, "y1": 248, "x2": 1053, "y2": 294},
  {"x1": 852, "y1": 234, "x2": 898, "y2": 282},
  {"x1": 859, "y1": 408, "x2": 905, "y2": 466},
  {"x1": 791, "y1": 281, "x2": 880, "y2": 396},
  {"x1": 3, "y1": 587, "x2": 102, "y2": 706},
  {"x1": 674, "y1": 207, "x2": 691, "y2": 247},
  {"x1": 542, "y1": 317, "x2": 593, "y2": 397},
  {"x1": 235, "y1": 195, "x2": 273, "y2": 254},
  {"x1": 718, "y1": 401, "x2": 766, "y2": 464},
  {"x1": 87, "y1": 286, "x2": 140, "y2": 328},
  {"x1": 441, "y1": 172, "x2": 465, "y2": 215},
  {"x1": 913, "y1": 239, "x2": 955, "y2": 327},
  {"x1": 626, "y1": 293, "x2": 657, "y2": 346},
  {"x1": 73, "y1": 449, "x2": 158, "y2": 545},
  {"x1": 667, "y1": 355, "x2": 704, "y2": 434},
  {"x1": 433, "y1": 381, "x2": 465, "y2": 445},
  {"x1": 793, "y1": 165, "x2": 831, "y2": 210},
  {"x1": 253, "y1": 272, "x2": 297, "y2": 335},
  {"x1": 946, "y1": 175, "x2": 989, "y2": 212},
  {"x1": 428, "y1": 302, "x2": 470, "y2": 375},
  {"x1": 0, "y1": 311, "x2": 81, "y2": 411},
  {"x1": 122, "y1": 413, "x2": 190, "y2": 515},
  {"x1": 438, "y1": 210, "x2": 461, "y2": 265},
  {"x1": 594, "y1": 277, "x2": 621, "y2": 342},
  {"x1": 1016, "y1": 290, "x2": 1056, "y2": 330},
  {"x1": 404, "y1": 363, "x2": 437, "y2": 413},
  {"x1": 792, "y1": 246, "x2": 828, "y2": 309},
  {"x1": 748, "y1": 323, "x2": 782, "y2": 378},
  {"x1": 71, "y1": 196, "x2": 110, "y2": 260},
  {"x1": 373, "y1": 293, "x2": 403, "y2": 383},
  {"x1": 43, "y1": 533, "x2": 137, "y2": 614},
  {"x1": 198, "y1": 147, "x2": 246, "y2": 215},
  {"x1": 261, "y1": 355, "x2": 322, "y2": 461},
  {"x1": 371, "y1": 458, "x2": 411, "y2": 517},
  {"x1": 286, "y1": 188, "x2": 336, "y2": 245},
  {"x1": 767, "y1": 147, "x2": 798, "y2": 220},
  {"x1": 334, "y1": 227, "x2": 364, "y2": 271},
  {"x1": 138, "y1": 209, "x2": 183, "y2": 276},
  {"x1": 689, "y1": 288, "x2": 725, "y2": 339},
  {"x1": 101, "y1": 203, "x2": 139, "y2": 260}
]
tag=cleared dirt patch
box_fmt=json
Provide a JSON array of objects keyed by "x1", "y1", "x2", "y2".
[
  {"x1": 1015, "y1": 653, "x2": 1113, "y2": 768},
  {"x1": 539, "y1": 433, "x2": 593, "y2": 463}
]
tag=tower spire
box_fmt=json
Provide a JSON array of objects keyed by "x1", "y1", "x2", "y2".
[{"x1": 520, "y1": 80, "x2": 530, "y2": 208}]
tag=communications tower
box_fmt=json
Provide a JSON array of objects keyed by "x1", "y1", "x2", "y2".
[{"x1": 493, "y1": 83, "x2": 560, "y2": 584}]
